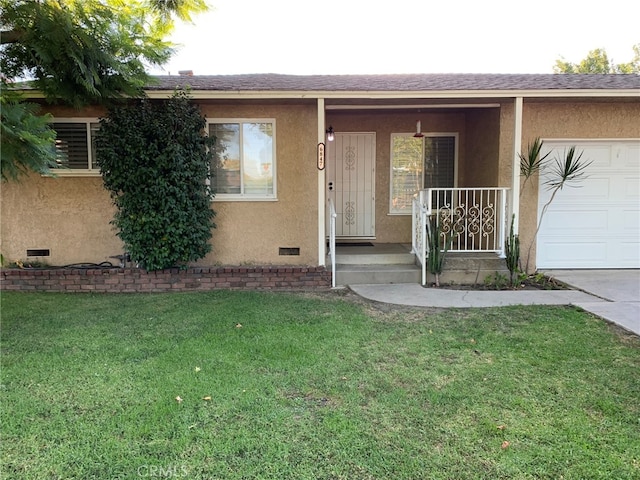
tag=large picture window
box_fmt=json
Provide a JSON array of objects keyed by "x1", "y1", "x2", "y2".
[
  {"x1": 209, "y1": 120, "x2": 276, "y2": 200},
  {"x1": 52, "y1": 119, "x2": 100, "y2": 174},
  {"x1": 389, "y1": 133, "x2": 457, "y2": 214}
]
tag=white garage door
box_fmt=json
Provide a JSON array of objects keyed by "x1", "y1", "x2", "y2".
[{"x1": 536, "y1": 140, "x2": 640, "y2": 269}]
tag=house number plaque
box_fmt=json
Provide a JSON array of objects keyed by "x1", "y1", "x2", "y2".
[{"x1": 317, "y1": 143, "x2": 325, "y2": 170}]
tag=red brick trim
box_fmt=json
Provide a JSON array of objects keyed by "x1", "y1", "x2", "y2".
[{"x1": 0, "y1": 266, "x2": 332, "y2": 293}]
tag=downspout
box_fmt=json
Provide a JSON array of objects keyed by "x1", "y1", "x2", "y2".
[
  {"x1": 511, "y1": 97, "x2": 523, "y2": 233},
  {"x1": 317, "y1": 98, "x2": 326, "y2": 266}
]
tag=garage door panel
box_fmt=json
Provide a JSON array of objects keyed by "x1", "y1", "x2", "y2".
[
  {"x1": 561, "y1": 177, "x2": 610, "y2": 201},
  {"x1": 542, "y1": 174, "x2": 636, "y2": 203},
  {"x1": 563, "y1": 144, "x2": 612, "y2": 168},
  {"x1": 623, "y1": 145, "x2": 640, "y2": 167},
  {"x1": 538, "y1": 241, "x2": 607, "y2": 266},
  {"x1": 543, "y1": 209, "x2": 608, "y2": 231},
  {"x1": 623, "y1": 177, "x2": 640, "y2": 199},
  {"x1": 537, "y1": 140, "x2": 640, "y2": 269},
  {"x1": 620, "y1": 241, "x2": 640, "y2": 265},
  {"x1": 622, "y1": 208, "x2": 640, "y2": 233},
  {"x1": 538, "y1": 238, "x2": 639, "y2": 268}
]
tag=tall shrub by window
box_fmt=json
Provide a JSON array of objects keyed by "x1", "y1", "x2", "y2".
[{"x1": 97, "y1": 91, "x2": 215, "y2": 270}]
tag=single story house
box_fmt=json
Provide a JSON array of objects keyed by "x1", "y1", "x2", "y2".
[{"x1": 2, "y1": 73, "x2": 639, "y2": 288}]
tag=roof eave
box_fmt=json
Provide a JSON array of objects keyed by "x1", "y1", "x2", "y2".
[
  {"x1": 144, "y1": 89, "x2": 640, "y2": 100},
  {"x1": 16, "y1": 88, "x2": 640, "y2": 101}
]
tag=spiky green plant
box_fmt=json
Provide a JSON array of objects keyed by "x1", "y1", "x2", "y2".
[
  {"x1": 504, "y1": 214, "x2": 520, "y2": 287},
  {"x1": 426, "y1": 214, "x2": 451, "y2": 287},
  {"x1": 519, "y1": 137, "x2": 552, "y2": 196}
]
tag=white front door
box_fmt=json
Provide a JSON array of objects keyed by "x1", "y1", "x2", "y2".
[
  {"x1": 536, "y1": 140, "x2": 640, "y2": 268},
  {"x1": 327, "y1": 133, "x2": 376, "y2": 238}
]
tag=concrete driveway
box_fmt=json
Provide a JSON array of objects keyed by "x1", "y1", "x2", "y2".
[{"x1": 543, "y1": 269, "x2": 640, "y2": 336}]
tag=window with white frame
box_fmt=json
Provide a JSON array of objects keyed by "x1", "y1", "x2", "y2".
[
  {"x1": 208, "y1": 120, "x2": 276, "y2": 199},
  {"x1": 52, "y1": 119, "x2": 100, "y2": 174},
  {"x1": 389, "y1": 133, "x2": 457, "y2": 214}
]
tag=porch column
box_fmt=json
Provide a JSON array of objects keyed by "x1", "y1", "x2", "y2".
[
  {"x1": 317, "y1": 98, "x2": 326, "y2": 266},
  {"x1": 511, "y1": 96, "x2": 523, "y2": 232}
]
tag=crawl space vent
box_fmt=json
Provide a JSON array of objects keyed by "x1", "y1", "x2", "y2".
[
  {"x1": 27, "y1": 249, "x2": 50, "y2": 257},
  {"x1": 279, "y1": 247, "x2": 300, "y2": 256}
]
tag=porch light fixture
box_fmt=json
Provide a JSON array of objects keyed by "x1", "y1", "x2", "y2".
[
  {"x1": 326, "y1": 126, "x2": 335, "y2": 142},
  {"x1": 413, "y1": 120, "x2": 424, "y2": 138}
]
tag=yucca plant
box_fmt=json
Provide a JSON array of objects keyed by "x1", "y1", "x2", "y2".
[{"x1": 519, "y1": 137, "x2": 552, "y2": 196}]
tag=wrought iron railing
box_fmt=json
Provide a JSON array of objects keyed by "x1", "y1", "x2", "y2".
[
  {"x1": 421, "y1": 187, "x2": 509, "y2": 254},
  {"x1": 413, "y1": 187, "x2": 509, "y2": 285}
]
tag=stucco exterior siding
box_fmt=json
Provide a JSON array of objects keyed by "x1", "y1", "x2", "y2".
[
  {"x1": 1, "y1": 102, "x2": 320, "y2": 268},
  {"x1": 464, "y1": 108, "x2": 501, "y2": 187},
  {"x1": 198, "y1": 102, "x2": 319, "y2": 266},
  {"x1": 0, "y1": 174, "x2": 123, "y2": 266}
]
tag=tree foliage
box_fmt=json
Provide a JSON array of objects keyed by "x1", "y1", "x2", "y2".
[
  {"x1": 554, "y1": 45, "x2": 640, "y2": 73},
  {"x1": 0, "y1": 91, "x2": 58, "y2": 181},
  {"x1": 0, "y1": 0, "x2": 208, "y2": 181},
  {"x1": 97, "y1": 91, "x2": 216, "y2": 271}
]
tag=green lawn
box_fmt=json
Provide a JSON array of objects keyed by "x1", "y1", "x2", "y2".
[{"x1": 1, "y1": 290, "x2": 639, "y2": 479}]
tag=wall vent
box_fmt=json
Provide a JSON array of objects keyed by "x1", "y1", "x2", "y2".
[
  {"x1": 279, "y1": 247, "x2": 300, "y2": 256},
  {"x1": 27, "y1": 249, "x2": 50, "y2": 257}
]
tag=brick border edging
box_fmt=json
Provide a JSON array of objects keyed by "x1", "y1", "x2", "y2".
[{"x1": 0, "y1": 266, "x2": 332, "y2": 293}]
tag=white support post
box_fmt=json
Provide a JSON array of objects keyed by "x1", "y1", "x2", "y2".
[
  {"x1": 317, "y1": 98, "x2": 326, "y2": 266},
  {"x1": 511, "y1": 97, "x2": 523, "y2": 233}
]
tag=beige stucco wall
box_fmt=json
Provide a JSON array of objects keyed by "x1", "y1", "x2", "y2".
[
  {"x1": 1, "y1": 101, "x2": 320, "y2": 267},
  {"x1": 519, "y1": 100, "x2": 640, "y2": 271},
  {"x1": 0, "y1": 174, "x2": 123, "y2": 266},
  {"x1": 464, "y1": 108, "x2": 501, "y2": 187},
  {"x1": 198, "y1": 102, "x2": 319, "y2": 265}
]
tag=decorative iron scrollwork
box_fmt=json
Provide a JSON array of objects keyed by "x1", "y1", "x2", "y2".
[
  {"x1": 344, "y1": 146, "x2": 356, "y2": 170},
  {"x1": 344, "y1": 201, "x2": 355, "y2": 225},
  {"x1": 438, "y1": 200, "x2": 496, "y2": 244}
]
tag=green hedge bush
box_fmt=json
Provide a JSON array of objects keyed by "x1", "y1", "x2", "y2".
[{"x1": 97, "y1": 90, "x2": 216, "y2": 270}]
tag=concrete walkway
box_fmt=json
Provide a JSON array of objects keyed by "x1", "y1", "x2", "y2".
[
  {"x1": 349, "y1": 269, "x2": 640, "y2": 336},
  {"x1": 544, "y1": 270, "x2": 639, "y2": 336}
]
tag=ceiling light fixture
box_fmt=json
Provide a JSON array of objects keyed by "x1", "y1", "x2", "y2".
[{"x1": 326, "y1": 126, "x2": 335, "y2": 142}]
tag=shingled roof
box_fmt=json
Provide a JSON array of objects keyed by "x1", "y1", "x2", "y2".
[{"x1": 148, "y1": 73, "x2": 640, "y2": 92}]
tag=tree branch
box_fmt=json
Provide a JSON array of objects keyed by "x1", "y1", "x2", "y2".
[{"x1": 1, "y1": 29, "x2": 26, "y2": 45}]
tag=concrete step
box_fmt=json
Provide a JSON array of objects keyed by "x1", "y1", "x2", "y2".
[
  {"x1": 443, "y1": 253, "x2": 508, "y2": 270},
  {"x1": 331, "y1": 243, "x2": 415, "y2": 265},
  {"x1": 335, "y1": 263, "x2": 421, "y2": 286},
  {"x1": 431, "y1": 253, "x2": 509, "y2": 286},
  {"x1": 328, "y1": 245, "x2": 509, "y2": 286}
]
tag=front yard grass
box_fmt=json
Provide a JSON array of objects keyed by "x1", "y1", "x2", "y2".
[{"x1": 1, "y1": 290, "x2": 638, "y2": 479}]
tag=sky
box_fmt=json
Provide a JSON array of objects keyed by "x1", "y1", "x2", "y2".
[{"x1": 150, "y1": 0, "x2": 640, "y2": 76}]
